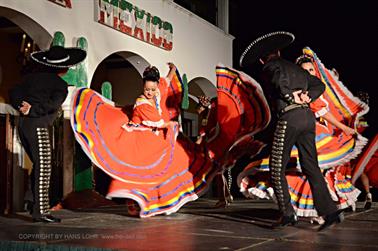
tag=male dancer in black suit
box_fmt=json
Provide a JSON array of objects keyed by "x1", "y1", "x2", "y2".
[
  {"x1": 240, "y1": 31, "x2": 343, "y2": 231},
  {"x1": 9, "y1": 45, "x2": 86, "y2": 223}
]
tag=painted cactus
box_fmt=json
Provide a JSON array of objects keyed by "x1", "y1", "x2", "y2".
[
  {"x1": 52, "y1": 32, "x2": 88, "y2": 87},
  {"x1": 101, "y1": 81, "x2": 112, "y2": 100},
  {"x1": 181, "y1": 73, "x2": 189, "y2": 110}
]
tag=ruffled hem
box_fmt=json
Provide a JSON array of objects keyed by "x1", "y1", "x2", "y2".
[
  {"x1": 107, "y1": 189, "x2": 201, "y2": 218},
  {"x1": 292, "y1": 206, "x2": 318, "y2": 217},
  {"x1": 106, "y1": 166, "x2": 217, "y2": 218},
  {"x1": 352, "y1": 134, "x2": 378, "y2": 183},
  {"x1": 320, "y1": 134, "x2": 369, "y2": 170},
  {"x1": 241, "y1": 187, "x2": 270, "y2": 200},
  {"x1": 324, "y1": 173, "x2": 339, "y2": 201},
  {"x1": 142, "y1": 119, "x2": 165, "y2": 128},
  {"x1": 336, "y1": 200, "x2": 355, "y2": 211},
  {"x1": 334, "y1": 172, "x2": 361, "y2": 202}
]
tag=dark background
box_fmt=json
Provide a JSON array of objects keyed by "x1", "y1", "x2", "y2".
[
  {"x1": 174, "y1": 0, "x2": 377, "y2": 199},
  {"x1": 175, "y1": 0, "x2": 377, "y2": 137},
  {"x1": 229, "y1": 0, "x2": 377, "y2": 138}
]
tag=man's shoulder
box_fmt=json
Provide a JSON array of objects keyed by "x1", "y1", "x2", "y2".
[
  {"x1": 265, "y1": 57, "x2": 293, "y2": 67},
  {"x1": 279, "y1": 58, "x2": 297, "y2": 67},
  {"x1": 278, "y1": 58, "x2": 306, "y2": 74},
  {"x1": 32, "y1": 72, "x2": 67, "y2": 86}
]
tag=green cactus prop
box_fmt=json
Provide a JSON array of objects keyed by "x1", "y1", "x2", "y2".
[
  {"x1": 181, "y1": 73, "x2": 189, "y2": 110},
  {"x1": 75, "y1": 37, "x2": 88, "y2": 87},
  {"x1": 61, "y1": 36, "x2": 88, "y2": 87},
  {"x1": 51, "y1": 31, "x2": 65, "y2": 46},
  {"x1": 101, "y1": 81, "x2": 112, "y2": 100}
]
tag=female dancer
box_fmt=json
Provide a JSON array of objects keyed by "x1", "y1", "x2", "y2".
[{"x1": 72, "y1": 63, "x2": 271, "y2": 217}]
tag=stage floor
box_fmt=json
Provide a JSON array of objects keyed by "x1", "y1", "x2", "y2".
[{"x1": 0, "y1": 199, "x2": 377, "y2": 250}]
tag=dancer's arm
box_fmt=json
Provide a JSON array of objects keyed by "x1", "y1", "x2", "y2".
[
  {"x1": 306, "y1": 74, "x2": 325, "y2": 102},
  {"x1": 166, "y1": 62, "x2": 177, "y2": 81},
  {"x1": 321, "y1": 112, "x2": 356, "y2": 135}
]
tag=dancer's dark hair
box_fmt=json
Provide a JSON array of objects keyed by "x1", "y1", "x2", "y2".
[{"x1": 143, "y1": 66, "x2": 160, "y2": 83}]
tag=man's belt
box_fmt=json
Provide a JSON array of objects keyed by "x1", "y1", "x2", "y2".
[{"x1": 280, "y1": 103, "x2": 308, "y2": 115}]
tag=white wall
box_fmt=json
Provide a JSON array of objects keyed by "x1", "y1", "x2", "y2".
[{"x1": 0, "y1": 0, "x2": 233, "y2": 86}]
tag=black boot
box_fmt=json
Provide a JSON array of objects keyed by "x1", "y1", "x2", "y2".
[
  {"x1": 33, "y1": 214, "x2": 61, "y2": 223},
  {"x1": 24, "y1": 200, "x2": 33, "y2": 215},
  {"x1": 318, "y1": 210, "x2": 344, "y2": 231},
  {"x1": 364, "y1": 193, "x2": 372, "y2": 210},
  {"x1": 273, "y1": 214, "x2": 298, "y2": 227}
]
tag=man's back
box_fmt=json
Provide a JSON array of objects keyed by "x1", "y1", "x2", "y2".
[
  {"x1": 9, "y1": 72, "x2": 68, "y2": 120},
  {"x1": 263, "y1": 58, "x2": 324, "y2": 113}
]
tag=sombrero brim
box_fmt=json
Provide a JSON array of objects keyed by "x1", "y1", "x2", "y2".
[
  {"x1": 239, "y1": 31, "x2": 295, "y2": 67},
  {"x1": 30, "y1": 47, "x2": 87, "y2": 68}
]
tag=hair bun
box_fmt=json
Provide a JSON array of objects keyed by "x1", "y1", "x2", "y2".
[
  {"x1": 143, "y1": 66, "x2": 160, "y2": 82},
  {"x1": 295, "y1": 54, "x2": 313, "y2": 65}
]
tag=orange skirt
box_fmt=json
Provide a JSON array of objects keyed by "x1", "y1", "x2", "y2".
[{"x1": 71, "y1": 88, "x2": 216, "y2": 217}]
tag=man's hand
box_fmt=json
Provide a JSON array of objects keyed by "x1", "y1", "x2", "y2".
[
  {"x1": 292, "y1": 90, "x2": 305, "y2": 104},
  {"x1": 292, "y1": 90, "x2": 311, "y2": 104},
  {"x1": 19, "y1": 101, "x2": 31, "y2": 115},
  {"x1": 300, "y1": 91, "x2": 312, "y2": 103}
]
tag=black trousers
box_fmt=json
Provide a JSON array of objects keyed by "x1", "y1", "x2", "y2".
[
  {"x1": 270, "y1": 107, "x2": 337, "y2": 216},
  {"x1": 18, "y1": 116, "x2": 52, "y2": 218}
]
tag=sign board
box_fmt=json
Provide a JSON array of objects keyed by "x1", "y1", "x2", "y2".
[{"x1": 98, "y1": 0, "x2": 173, "y2": 51}]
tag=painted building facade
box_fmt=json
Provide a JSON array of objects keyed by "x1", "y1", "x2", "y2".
[
  {"x1": 0, "y1": 0, "x2": 233, "y2": 212},
  {"x1": 0, "y1": 0, "x2": 232, "y2": 100}
]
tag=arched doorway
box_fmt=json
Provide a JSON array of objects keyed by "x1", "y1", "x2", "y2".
[
  {"x1": 0, "y1": 7, "x2": 52, "y2": 214},
  {"x1": 91, "y1": 51, "x2": 150, "y2": 107},
  {"x1": 182, "y1": 77, "x2": 216, "y2": 137},
  {"x1": 188, "y1": 77, "x2": 217, "y2": 99},
  {"x1": 89, "y1": 51, "x2": 150, "y2": 197}
]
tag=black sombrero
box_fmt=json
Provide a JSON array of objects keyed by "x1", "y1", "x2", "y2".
[
  {"x1": 30, "y1": 45, "x2": 87, "y2": 68},
  {"x1": 239, "y1": 31, "x2": 295, "y2": 67}
]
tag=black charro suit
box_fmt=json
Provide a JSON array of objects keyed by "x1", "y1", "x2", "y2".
[
  {"x1": 263, "y1": 57, "x2": 337, "y2": 218},
  {"x1": 9, "y1": 72, "x2": 67, "y2": 220}
]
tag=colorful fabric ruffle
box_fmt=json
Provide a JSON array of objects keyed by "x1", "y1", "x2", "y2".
[
  {"x1": 71, "y1": 78, "x2": 216, "y2": 217},
  {"x1": 299, "y1": 47, "x2": 369, "y2": 168},
  {"x1": 71, "y1": 65, "x2": 272, "y2": 217},
  {"x1": 208, "y1": 65, "x2": 271, "y2": 167},
  {"x1": 352, "y1": 134, "x2": 378, "y2": 187}
]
